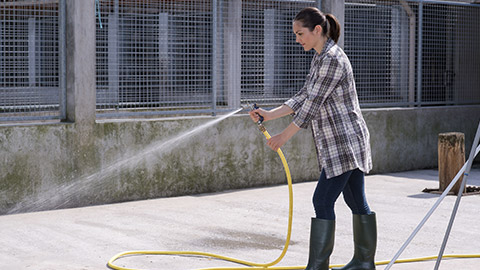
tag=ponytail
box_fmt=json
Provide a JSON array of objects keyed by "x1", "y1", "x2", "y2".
[
  {"x1": 325, "y1": 14, "x2": 341, "y2": 43},
  {"x1": 294, "y1": 7, "x2": 342, "y2": 44}
]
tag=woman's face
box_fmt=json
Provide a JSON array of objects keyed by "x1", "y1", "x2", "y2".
[{"x1": 293, "y1": 20, "x2": 321, "y2": 52}]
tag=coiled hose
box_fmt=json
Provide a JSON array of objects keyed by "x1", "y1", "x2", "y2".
[
  {"x1": 107, "y1": 121, "x2": 480, "y2": 270},
  {"x1": 107, "y1": 123, "x2": 296, "y2": 270}
]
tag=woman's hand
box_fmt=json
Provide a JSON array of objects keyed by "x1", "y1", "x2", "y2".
[
  {"x1": 249, "y1": 108, "x2": 269, "y2": 123},
  {"x1": 266, "y1": 122, "x2": 301, "y2": 152},
  {"x1": 267, "y1": 133, "x2": 288, "y2": 151},
  {"x1": 248, "y1": 104, "x2": 294, "y2": 123}
]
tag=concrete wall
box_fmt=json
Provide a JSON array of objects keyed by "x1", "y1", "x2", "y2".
[
  {"x1": 365, "y1": 106, "x2": 480, "y2": 172},
  {"x1": 1, "y1": 0, "x2": 479, "y2": 214},
  {"x1": 1, "y1": 106, "x2": 480, "y2": 214}
]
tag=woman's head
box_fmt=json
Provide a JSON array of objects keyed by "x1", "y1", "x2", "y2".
[{"x1": 293, "y1": 7, "x2": 341, "y2": 48}]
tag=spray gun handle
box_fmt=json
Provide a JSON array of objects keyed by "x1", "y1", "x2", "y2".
[{"x1": 252, "y1": 104, "x2": 264, "y2": 124}]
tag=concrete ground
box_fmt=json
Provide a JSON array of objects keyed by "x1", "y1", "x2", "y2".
[{"x1": 0, "y1": 169, "x2": 479, "y2": 270}]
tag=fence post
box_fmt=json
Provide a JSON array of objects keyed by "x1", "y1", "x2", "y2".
[
  {"x1": 225, "y1": 0, "x2": 241, "y2": 109},
  {"x1": 416, "y1": 2, "x2": 423, "y2": 107},
  {"x1": 212, "y1": 0, "x2": 218, "y2": 115},
  {"x1": 264, "y1": 9, "x2": 275, "y2": 100},
  {"x1": 65, "y1": 0, "x2": 96, "y2": 125},
  {"x1": 438, "y1": 132, "x2": 466, "y2": 195},
  {"x1": 59, "y1": 0, "x2": 67, "y2": 119}
]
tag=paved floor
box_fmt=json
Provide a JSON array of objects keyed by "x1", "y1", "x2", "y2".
[{"x1": 0, "y1": 169, "x2": 479, "y2": 270}]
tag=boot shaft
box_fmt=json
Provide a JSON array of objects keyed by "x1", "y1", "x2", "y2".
[
  {"x1": 305, "y1": 218, "x2": 335, "y2": 270},
  {"x1": 352, "y1": 212, "x2": 377, "y2": 262},
  {"x1": 332, "y1": 212, "x2": 377, "y2": 270}
]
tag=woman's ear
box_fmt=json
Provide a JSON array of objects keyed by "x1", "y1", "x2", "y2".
[{"x1": 314, "y1": 25, "x2": 323, "y2": 35}]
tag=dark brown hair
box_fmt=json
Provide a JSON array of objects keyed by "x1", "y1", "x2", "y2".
[{"x1": 294, "y1": 7, "x2": 341, "y2": 43}]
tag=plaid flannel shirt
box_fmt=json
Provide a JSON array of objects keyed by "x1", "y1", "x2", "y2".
[{"x1": 285, "y1": 39, "x2": 372, "y2": 179}]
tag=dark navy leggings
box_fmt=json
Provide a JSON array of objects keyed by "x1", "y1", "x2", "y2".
[{"x1": 313, "y1": 168, "x2": 371, "y2": 220}]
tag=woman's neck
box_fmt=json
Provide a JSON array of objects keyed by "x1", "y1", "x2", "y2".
[{"x1": 314, "y1": 35, "x2": 328, "y2": 55}]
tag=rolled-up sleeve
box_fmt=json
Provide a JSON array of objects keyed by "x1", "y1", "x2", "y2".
[
  {"x1": 285, "y1": 87, "x2": 307, "y2": 114},
  {"x1": 291, "y1": 55, "x2": 343, "y2": 129}
]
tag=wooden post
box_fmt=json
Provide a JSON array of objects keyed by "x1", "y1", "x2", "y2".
[{"x1": 438, "y1": 132, "x2": 465, "y2": 195}]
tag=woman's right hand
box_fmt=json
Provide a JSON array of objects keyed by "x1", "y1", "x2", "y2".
[
  {"x1": 248, "y1": 104, "x2": 293, "y2": 123},
  {"x1": 249, "y1": 108, "x2": 268, "y2": 123}
]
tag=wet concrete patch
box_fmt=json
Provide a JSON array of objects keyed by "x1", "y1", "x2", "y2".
[{"x1": 193, "y1": 227, "x2": 297, "y2": 250}]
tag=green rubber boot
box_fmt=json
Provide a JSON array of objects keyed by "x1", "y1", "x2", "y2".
[
  {"x1": 333, "y1": 212, "x2": 377, "y2": 270},
  {"x1": 305, "y1": 218, "x2": 335, "y2": 270}
]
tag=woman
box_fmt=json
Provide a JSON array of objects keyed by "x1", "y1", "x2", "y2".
[{"x1": 249, "y1": 7, "x2": 376, "y2": 270}]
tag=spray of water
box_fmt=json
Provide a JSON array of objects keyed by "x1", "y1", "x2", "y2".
[{"x1": 7, "y1": 108, "x2": 243, "y2": 214}]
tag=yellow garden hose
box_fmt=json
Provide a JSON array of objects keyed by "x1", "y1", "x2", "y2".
[
  {"x1": 107, "y1": 120, "x2": 480, "y2": 270},
  {"x1": 108, "y1": 123, "x2": 296, "y2": 270}
]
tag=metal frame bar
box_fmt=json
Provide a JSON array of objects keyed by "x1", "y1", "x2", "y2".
[
  {"x1": 59, "y1": 0, "x2": 66, "y2": 119},
  {"x1": 407, "y1": 0, "x2": 480, "y2": 7},
  {"x1": 384, "y1": 131, "x2": 480, "y2": 270},
  {"x1": 0, "y1": 114, "x2": 61, "y2": 122},
  {"x1": 211, "y1": 0, "x2": 218, "y2": 116},
  {"x1": 417, "y1": 1, "x2": 423, "y2": 106},
  {"x1": 433, "y1": 122, "x2": 480, "y2": 269},
  {"x1": 96, "y1": 107, "x2": 236, "y2": 119}
]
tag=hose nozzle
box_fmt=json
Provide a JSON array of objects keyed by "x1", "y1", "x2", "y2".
[
  {"x1": 250, "y1": 103, "x2": 264, "y2": 125},
  {"x1": 240, "y1": 104, "x2": 252, "y2": 111},
  {"x1": 246, "y1": 103, "x2": 267, "y2": 133}
]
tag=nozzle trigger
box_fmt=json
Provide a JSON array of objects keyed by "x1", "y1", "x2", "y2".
[{"x1": 252, "y1": 103, "x2": 264, "y2": 124}]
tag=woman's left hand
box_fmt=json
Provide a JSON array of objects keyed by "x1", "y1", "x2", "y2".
[
  {"x1": 267, "y1": 133, "x2": 288, "y2": 151},
  {"x1": 266, "y1": 122, "x2": 301, "y2": 151}
]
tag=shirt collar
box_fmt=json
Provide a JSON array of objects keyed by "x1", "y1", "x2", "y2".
[{"x1": 316, "y1": 38, "x2": 335, "y2": 58}]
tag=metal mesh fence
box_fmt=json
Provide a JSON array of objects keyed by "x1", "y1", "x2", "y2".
[
  {"x1": 96, "y1": 0, "x2": 213, "y2": 116},
  {"x1": 421, "y1": 2, "x2": 480, "y2": 105},
  {"x1": 1, "y1": 1, "x2": 479, "y2": 121},
  {"x1": 345, "y1": 0, "x2": 480, "y2": 107},
  {"x1": 240, "y1": 0, "x2": 316, "y2": 105},
  {"x1": 95, "y1": 0, "x2": 316, "y2": 116},
  {"x1": 345, "y1": 0, "x2": 414, "y2": 106},
  {"x1": 95, "y1": 0, "x2": 479, "y2": 117},
  {"x1": 0, "y1": 0, "x2": 63, "y2": 121}
]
